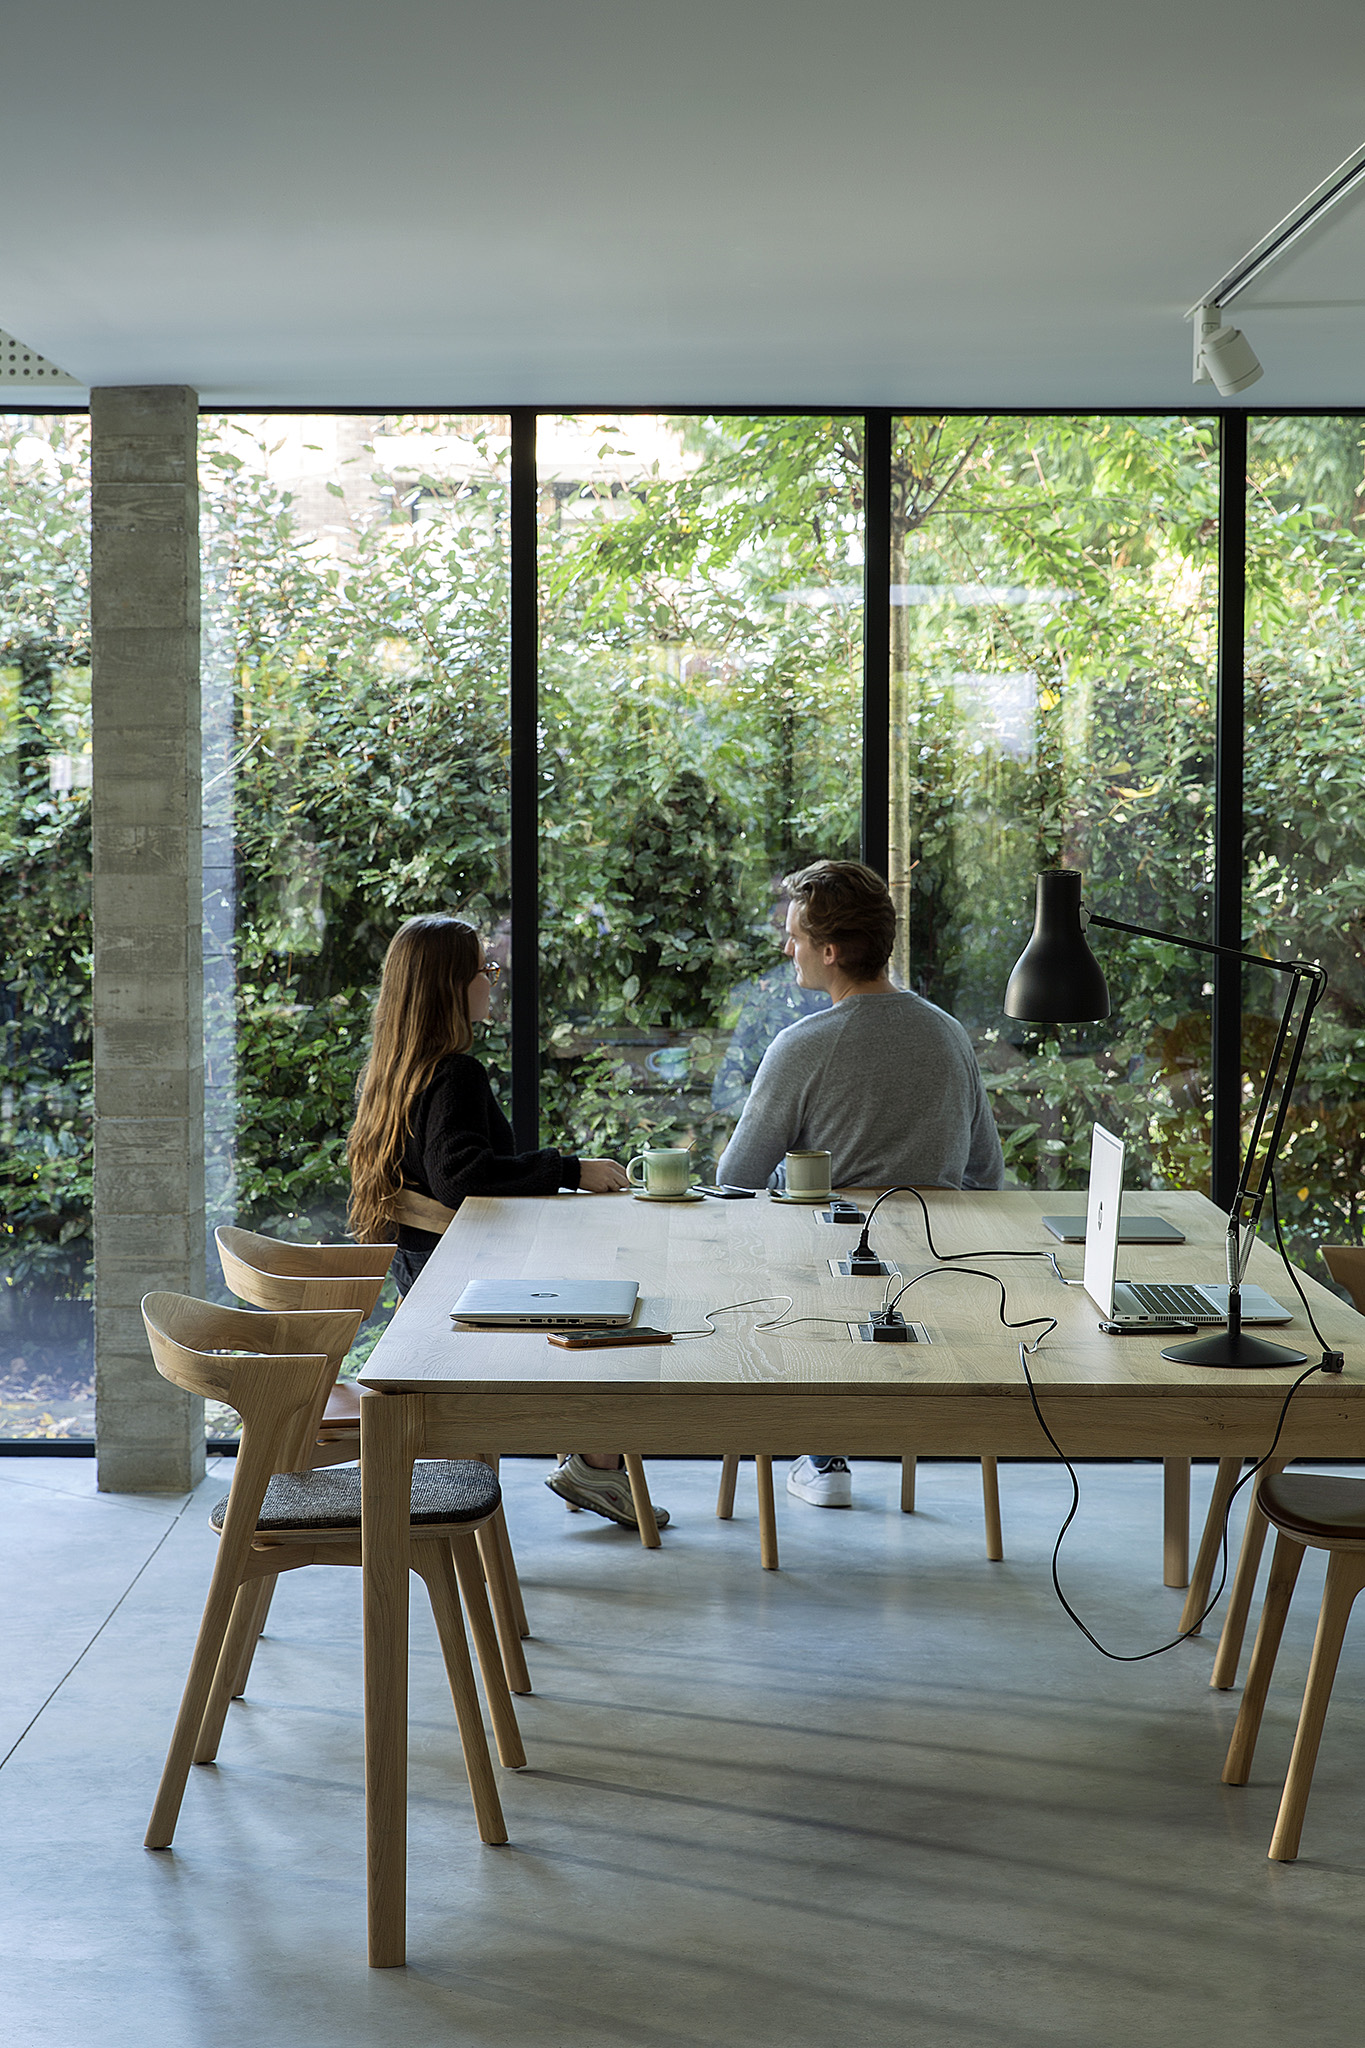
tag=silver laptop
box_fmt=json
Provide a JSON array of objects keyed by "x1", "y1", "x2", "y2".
[
  {"x1": 1083, "y1": 1125, "x2": 1291, "y2": 1329},
  {"x1": 451, "y1": 1277, "x2": 640, "y2": 1328}
]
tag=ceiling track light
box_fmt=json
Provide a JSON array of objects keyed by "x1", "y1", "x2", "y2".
[
  {"x1": 1187, "y1": 139, "x2": 1365, "y2": 395},
  {"x1": 1192, "y1": 304, "x2": 1263, "y2": 395}
]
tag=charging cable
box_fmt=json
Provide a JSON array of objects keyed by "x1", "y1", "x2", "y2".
[{"x1": 1020, "y1": 1342, "x2": 1331, "y2": 1659}]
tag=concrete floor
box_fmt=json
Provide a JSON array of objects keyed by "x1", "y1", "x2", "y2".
[{"x1": 2, "y1": 1453, "x2": 1363, "y2": 2048}]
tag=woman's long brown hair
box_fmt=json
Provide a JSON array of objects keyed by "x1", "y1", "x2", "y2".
[{"x1": 347, "y1": 915, "x2": 481, "y2": 1242}]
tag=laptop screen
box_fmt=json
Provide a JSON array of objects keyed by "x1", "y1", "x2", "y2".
[{"x1": 1082, "y1": 1124, "x2": 1126, "y2": 1319}]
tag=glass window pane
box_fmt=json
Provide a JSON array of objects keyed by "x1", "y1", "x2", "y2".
[
  {"x1": 0, "y1": 413, "x2": 92, "y2": 1439},
  {"x1": 890, "y1": 414, "x2": 1219, "y2": 1191},
  {"x1": 200, "y1": 414, "x2": 511, "y2": 1419},
  {"x1": 1245, "y1": 416, "x2": 1365, "y2": 1265},
  {"x1": 536, "y1": 414, "x2": 863, "y2": 1177}
]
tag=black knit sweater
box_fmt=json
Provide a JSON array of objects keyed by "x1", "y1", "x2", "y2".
[{"x1": 395, "y1": 1053, "x2": 580, "y2": 1276}]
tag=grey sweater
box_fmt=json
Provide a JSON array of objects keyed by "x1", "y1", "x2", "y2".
[{"x1": 716, "y1": 991, "x2": 1005, "y2": 1193}]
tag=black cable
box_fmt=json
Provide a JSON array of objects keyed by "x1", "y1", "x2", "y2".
[
  {"x1": 851, "y1": 1185, "x2": 1067, "y2": 1282},
  {"x1": 1019, "y1": 1341, "x2": 1327, "y2": 1659},
  {"x1": 883, "y1": 1265, "x2": 1058, "y2": 1349},
  {"x1": 1263, "y1": 1167, "x2": 1336, "y2": 1359}
]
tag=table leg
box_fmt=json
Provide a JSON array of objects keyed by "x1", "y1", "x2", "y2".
[
  {"x1": 1163, "y1": 1457, "x2": 1190, "y2": 1587},
  {"x1": 363, "y1": 1391, "x2": 416, "y2": 1969},
  {"x1": 901, "y1": 1455, "x2": 916, "y2": 1513}
]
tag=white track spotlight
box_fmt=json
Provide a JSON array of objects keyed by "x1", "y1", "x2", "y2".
[{"x1": 1191, "y1": 303, "x2": 1263, "y2": 395}]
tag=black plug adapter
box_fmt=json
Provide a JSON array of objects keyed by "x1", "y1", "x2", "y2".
[
  {"x1": 1321, "y1": 1349, "x2": 1345, "y2": 1374},
  {"x1": 848, "y1": 1238, "x2": 883, "y2": 1275}
]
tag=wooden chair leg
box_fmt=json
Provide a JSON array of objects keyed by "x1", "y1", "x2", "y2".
[
  {"x1": 756, "y1": 1456, "x2": 778, "y2": 1571},
  {"x1": 901, "y1": 1455, "x2": 916, "y2": 1513},
  {"x1": 1164, "y1": 1457, "x2": 1191, "y2": 1587},
  {"x1": 622, "y1": 1454, "x2": 661, "y2": 1548},
  {"x1": 494, "y1": 1508, "x2": 530, "y2": 1638},
  {"x1": 194, "y1": 1578, "x2": 268, "y2": 1764},
  {"x1": 1179, "y1": 1457, "x2": 1242, "y2": 1635},
  {"x1": 1268, "y1": 1549, "x2": 1365, "y2": 1861},
  {"x1": 450, "y1": 1533, "x2": 526, "y2": 1769},
  {"x1": 716, "y1": 1454, "x2": 740, "y2": 1519},
  {"x1": 475, "y1": 1522, "x2": 531, "y2": 1696},
  {"x1": 980, "y1": 1457, "x2": 1003, "y2": 1561},
  {"x1": 412, "y1": 1540, "x2": 507, "y2": 1845},
  {"x1": 1223, "y1": 1529, "x2": 1308, "y2": 1785},
  {"x1": 1212, "y1": 1458, "x2": 1285, "y2": 1690},
  {"x1": 227, "y1": 1572, "x2": 277, "y2": 1698},
  {"x1": 145, "y1": 1537, "x2": 258, "y2": 1849}
]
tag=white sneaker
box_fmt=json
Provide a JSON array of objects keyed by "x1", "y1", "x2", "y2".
[{"x1": 787, "y1": 1456, "x2": 852, "y2": 1508}]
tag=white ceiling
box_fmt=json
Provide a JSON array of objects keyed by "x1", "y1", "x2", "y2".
[{"x1": 2, "y1": 0, "x2": 1364, "y2": 409}]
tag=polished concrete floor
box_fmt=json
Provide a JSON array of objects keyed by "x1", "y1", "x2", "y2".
[{"x1": 2, "y1": 1452, "x2": 1364, "y2": 2048}]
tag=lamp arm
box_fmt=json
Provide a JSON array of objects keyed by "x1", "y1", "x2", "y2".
[
  {"x1": 1084, "y1": 904, "x2": 1327, "y2": 1266},
  {"x1": 1084, "y1": 909, "x2": 1325, "y2": 985}
]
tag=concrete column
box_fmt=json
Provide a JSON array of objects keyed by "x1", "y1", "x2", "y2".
[{"x1": 91, "y1": 386, "x2": 206, "y2": 1493}]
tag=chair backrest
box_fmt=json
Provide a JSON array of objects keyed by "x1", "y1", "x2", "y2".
[
  {"x1": 1323, "y1": 1245, "x2": 1365, "y2": 1315},
  {"x1": 395, "y1": 1188, "x2": 457, "y2": 1235},
  {"x1": 142, "y1": 1291, "x2": 364, "y2": 1473},
  {"x1": 216, "y1": 1225, "x2": 391, "y2": 1318}
]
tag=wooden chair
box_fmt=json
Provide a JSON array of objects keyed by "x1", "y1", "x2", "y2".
[
  {"x1": 1221, "y1": 1467, "x2": 1365, "y2": 1859},
  {"x1": 1208, "y1": 1244, "x2": 1365, "y2": 1690},
  {"x1": 215, "y1": 1225, "x2": 392, "y2": 1465},
  {"x1": 396, "y1": 1188, "x2": 667, "y2": 1550},
  {"x1": 216, "y1": 1221, "x2": 533, "y2": 1696},
  {"x1": 715, "y1": 1455, "x2": 1004, "y2": 1571},
  {"x1": 141, "y1": 1291, "x2": 523, "y2": 1853}
]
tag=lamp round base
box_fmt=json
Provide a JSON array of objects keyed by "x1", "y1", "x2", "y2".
[{"x1": 1160, "y1": 1330, "x2": 1307, "y2": 1368}]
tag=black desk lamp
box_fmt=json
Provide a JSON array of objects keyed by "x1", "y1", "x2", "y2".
[{"x1": 1004, "y1": 870, "x2": 1327, "y2": 1368}]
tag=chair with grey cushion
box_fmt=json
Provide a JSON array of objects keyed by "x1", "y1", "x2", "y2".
[
  {"x1": 1222, "y1": 1468, "x2": 1365, "y2": 1860},
  {"x1": 141, "y1": 1291, "x2": 523, "y2": 1855},
  {"x1": 1210, "y1": 1244, "x2": 1365, "y2": 1692},
  {"x1": 215, "y1": 1221, "x2": 532, "y2": 1698}
]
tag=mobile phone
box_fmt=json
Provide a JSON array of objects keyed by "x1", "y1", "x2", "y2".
[
  {"x1": 694, "y1": 1185, "x2": 757, "y2": 1199},
  {"x1": 1098, "y1": 1320, "x2": 1197, "y2": 1336},
  {"x1": 547, "y1": 1325, "x2": 674, "y2": 1348}
]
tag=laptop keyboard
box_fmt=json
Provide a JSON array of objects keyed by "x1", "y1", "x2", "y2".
[{"x1": 1124, "y1": 1281, "x2": 1213, "y2": 1319}]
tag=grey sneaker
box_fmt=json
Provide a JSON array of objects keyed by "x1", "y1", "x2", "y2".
[{"x1": 545, "y1": 1456, "x2": 670, "y2": 1530}]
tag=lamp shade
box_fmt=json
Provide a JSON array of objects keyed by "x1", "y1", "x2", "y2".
[{"x1": 1003, "y1": 871, "x2": 1111, "y2": 1022}]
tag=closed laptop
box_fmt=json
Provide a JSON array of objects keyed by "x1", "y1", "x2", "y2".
[{"x1": 451, "y1": 1278, "x2": 640, "y2": 1328}]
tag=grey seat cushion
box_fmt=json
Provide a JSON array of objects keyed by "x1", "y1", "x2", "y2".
[{"x1": 210, "y1": 1458, "x2": 500, "y2": 1533}]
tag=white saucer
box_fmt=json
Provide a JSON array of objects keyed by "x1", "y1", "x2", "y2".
[
  {"x1": 770, "y1": 1190, "x2": 832, "y2": 1204},
  {"x1": 633, "y1": 1189, "x2": 706, "y2": 1204}
]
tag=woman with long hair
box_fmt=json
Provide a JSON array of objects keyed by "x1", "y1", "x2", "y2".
[{"x1": 348, "y1": 913, "x2": 666, "y2": 1530}]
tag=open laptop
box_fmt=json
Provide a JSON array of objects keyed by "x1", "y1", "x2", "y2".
[
  {"x1": 1082, "y1": 1125, "x2": 1291, "y2": 1329},
  {"x1": 451, "y1": 1277, "x2": 639, "y2": 1328}
]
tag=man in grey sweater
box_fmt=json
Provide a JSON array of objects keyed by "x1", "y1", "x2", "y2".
[{"x1": 717, "y1": 859, "x2": 1004, "y2": 1508}]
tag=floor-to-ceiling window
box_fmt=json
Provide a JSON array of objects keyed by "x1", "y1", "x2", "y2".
[
  {"x1": 0, "y1": 412, "x2": 92, "y2": 1439},
  {"x1": 198, "y1": 414, "x2": 511, "y2": 1415},
  {"x1": 886, "y1": 413, "x2": 1220, "y2": 1193},
  {"x1": 535, "y1": 415, "x2": 862, "y2": 1176},
  {"x1": 12, "y1": 403, "x2": 1362, "y2": 1450},
  {"x1": 1244, "y1": 416, "x2": 1365, "y2": 1263}
]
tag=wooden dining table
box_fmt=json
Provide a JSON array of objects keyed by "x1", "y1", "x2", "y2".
[{"x1": 357, "y1": 1185, "x2": 1365, "y2": 1965}]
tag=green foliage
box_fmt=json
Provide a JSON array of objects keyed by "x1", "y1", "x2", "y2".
[
  {"x1": 6, "y1": 405, "x2": 1365, "y2": 1311},
  {"x1": 0, "y1": 417, "x2": 93, "y2": 1302}
]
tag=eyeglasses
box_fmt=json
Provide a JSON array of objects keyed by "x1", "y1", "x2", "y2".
[{"x1": 477, "y1": 960, "x2": 503, "y2": 987}]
